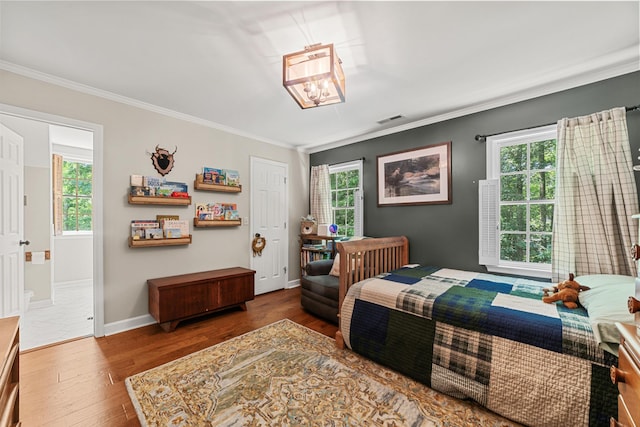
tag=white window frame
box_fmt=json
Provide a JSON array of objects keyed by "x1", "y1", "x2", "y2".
[
  {"x1": 328, "y1": 159, "x2": 363, "y2": 237},
  {"x1": 53, "y1": 143, "x2": 94, "y2": 236},
  {"x1": 480, "y1": 124, "x2": 556, "y2": 279}
]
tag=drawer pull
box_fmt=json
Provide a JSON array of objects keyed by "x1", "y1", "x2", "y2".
[
  {"x1": 628, "y1": 296, "x2": 640, "y2": 314},
  {"x1": 610, "y1": 365, "x2": 627, "y2": 384}
]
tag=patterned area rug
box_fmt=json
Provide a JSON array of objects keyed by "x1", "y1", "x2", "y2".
[{"x1": 126, "y1": 319, "x2": 519, "y2": 426}]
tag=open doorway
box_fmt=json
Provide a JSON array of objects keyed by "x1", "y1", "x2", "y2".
[{"x1": 0, "y1": 110, "x2": 102, "y2": 351}]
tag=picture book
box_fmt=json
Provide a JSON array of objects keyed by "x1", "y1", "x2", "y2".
[
  {"x1": 225, "y1": 170, "x2": 240, "y2": 186},
  {"x1": 144, "y1": 228, "x2": 164, "y2": 239},
  {"x1": 164, "y1": 228, "x2": 182, "y2": 239},
  {"x1": 203, "y1": 167, "x2": 215, "y2": 183},
  {"x1": 162, "y1": 219, "x2": 189, "y2": 236},
  {"x1": 131, "y1": 220, "x2": 160, "y2": 239}
]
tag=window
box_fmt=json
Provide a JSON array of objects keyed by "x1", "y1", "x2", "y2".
[
  {"x1": 329, "y1": 160, "x2": 363, "y2": 237},
  {"x1": 479, "y1": 125, "x2": 556, "y2": 278},
  {"x1": 53, "y1": 154, "x2": 93, "y2": 234}
]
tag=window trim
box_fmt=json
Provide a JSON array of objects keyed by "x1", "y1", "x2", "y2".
[
  {"x1": 54, "y1": 156, "x2": 94, "y2": 235},
  {"x1": 328, "y1": 159, "x2": 363, "y2": 237},
  {"x1": 481, "y1": 124, "x2": 556, "y2": 279}
]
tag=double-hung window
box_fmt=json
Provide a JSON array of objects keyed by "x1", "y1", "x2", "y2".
[
  {"x1": 53, "y1": 152, "x2": 93, "y2": 235},
  {"x1": 479, "y1": 124, "x2": 556, "y2": 278},
  {"x1": 328, "y1": 160, "x2": 363, "y2": 237}
]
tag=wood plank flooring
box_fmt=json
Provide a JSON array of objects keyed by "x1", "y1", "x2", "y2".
[{"x1": 19, "y1": 287, "x2": 337, "y2": 427}]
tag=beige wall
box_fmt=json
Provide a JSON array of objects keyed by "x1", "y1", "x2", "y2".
[{"x1": 0, "y1": 70, "x2": 309, "y2": 326}]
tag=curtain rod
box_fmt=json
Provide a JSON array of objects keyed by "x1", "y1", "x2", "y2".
[
  {"x1": 329, "y1": 157, "x2": 365, "y2": 166},
  {"x1": 474, "y1": 104, "x2": 640, "y2": 142}
]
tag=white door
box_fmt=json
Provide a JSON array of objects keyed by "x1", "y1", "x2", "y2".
[
  {"x1": 0, "y1": 124, "x2": 24, "y2": 318},
  {"x1": 250, "y1": 157, "x2": 288, "y2": 295}
]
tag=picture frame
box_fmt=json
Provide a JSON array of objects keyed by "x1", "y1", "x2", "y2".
[{"x1": 377, "y1": 141, "x2": 452, "y2": 206}]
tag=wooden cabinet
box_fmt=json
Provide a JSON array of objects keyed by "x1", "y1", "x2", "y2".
[
  {"x1": 300, "y1": 234, "x2": 336, "y2": 274},
  {"x1": 611, "y1": 322, "x2": 640, "y2": 426},
  {"x1": 147, "y1": 267, "x2": 255, "y2": 332},
  {"x1": 0, "y1": 316, "x2": 19, "y2": 427}
]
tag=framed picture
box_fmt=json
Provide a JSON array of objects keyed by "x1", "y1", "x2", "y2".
[{"x1": 377, "y1": 141, "x2": 452, "y2": 206}]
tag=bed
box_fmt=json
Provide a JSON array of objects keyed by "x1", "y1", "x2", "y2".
[{"x1": 334, "y1": 236, "x2": 621, "y2": 427}]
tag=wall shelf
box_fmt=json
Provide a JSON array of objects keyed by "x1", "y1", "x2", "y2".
[
  {"x1": 128, "y1": 235, "x2": 192, "y2": 248},
  {"x1": 194, "y1": 174, "x2": 242, "y2": 193},
  {"x1": 194, "y1": 218, "x2": 241, "y2": 228},
  {"x1": 128, "y1": 194, "x2": 192, "y2": 206}
]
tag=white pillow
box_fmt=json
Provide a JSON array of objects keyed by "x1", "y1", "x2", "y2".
[{"x1": 576, "y1": 274, "x2": 635, "y2": 355}]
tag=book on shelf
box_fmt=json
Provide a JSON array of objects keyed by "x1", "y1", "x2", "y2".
[
  {"x1": 162, "y1": 219, "x2": 189, "y2": 236},
  {"x1": 203, "y1": 167, "x2": 225, "y2": 185},
  {"x1": 224, "y1": 169, "x2": 240, "y2": 186},
  {"x1": 164, "y1": 228, "x2": 182, "y2": 239},
  {"x1": 129, "y1": 176, "x2": 188, "y2": 198},
  {"x1": 156, "y1": 215, "x2": 180, "y2": 223},
  {"x1": 145, "y1": 228, "x2": 164, "y2": 239},
  {"x1": 131, "y1": 220, "x2": 160, "y2": 239},
  {"x1": 196, "y1": 202, "x2": 238, "y2": 220}
]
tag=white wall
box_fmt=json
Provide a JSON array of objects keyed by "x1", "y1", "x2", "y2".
[
  {"x1": 53, "y1": 235, "x2": 93, "y2": 284},
  {"x1": 0, "y1": 70, "x2": 309, "y2": 326}
]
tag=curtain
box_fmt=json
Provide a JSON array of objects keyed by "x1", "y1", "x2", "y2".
[
  {"x1": 552, "y1": 107, "x2": 639, "y2": 281},
  {"x1": 310, "y1": 165, "x2": 332, "y2": 224}
]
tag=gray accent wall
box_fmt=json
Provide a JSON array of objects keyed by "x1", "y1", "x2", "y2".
[{"x1": 310, "y1": 71, "x2": 640, "y2": 271}]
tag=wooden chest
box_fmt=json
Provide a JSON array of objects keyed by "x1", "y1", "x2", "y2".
[{"x1": 148, "y1": 267, "x2": 255, "y2": 332}]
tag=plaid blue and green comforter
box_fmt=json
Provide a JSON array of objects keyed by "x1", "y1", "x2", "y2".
[{"x1": 340, "y1": 266, "x2": 618, "y2": 427}]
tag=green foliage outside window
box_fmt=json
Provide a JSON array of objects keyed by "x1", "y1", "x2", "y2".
[
  {"x1": 499, "y1": 139, "x2": 556, "y2": 264},
  {"x1": 62, "y1": 160, "x2": 92, "y2": 231},
  {"x1": 330, "y1": 169, "x2": 359, "y2": 237}
]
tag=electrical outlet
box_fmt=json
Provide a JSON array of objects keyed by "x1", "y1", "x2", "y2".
[{"x1": 243, "y1": 216, "x2": 248, "y2": 225}]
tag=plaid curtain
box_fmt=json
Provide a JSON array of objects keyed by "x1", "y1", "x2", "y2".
[
  {"x1": 552, "y1": 107, "x2": 639, "y2": 281},
  {"x1": 310, "y1": 165, "x2": 332, "y2": 224}
]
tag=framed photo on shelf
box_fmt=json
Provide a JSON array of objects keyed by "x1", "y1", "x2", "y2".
[{"x1": 377, "y1": 141, "x2": 452, "y2": 206}]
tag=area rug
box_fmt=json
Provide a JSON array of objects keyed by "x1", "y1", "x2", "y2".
[{"x1": 126, "y1": 319, "x2": 519, "y2": 426}]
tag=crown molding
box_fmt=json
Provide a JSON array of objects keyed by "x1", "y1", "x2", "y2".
[{"x1": 0, "y1": 60, "x2": 296, "y2": 151}]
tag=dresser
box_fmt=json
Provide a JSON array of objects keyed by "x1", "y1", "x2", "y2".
[
  {"x1": 0, "y1": 316, "x2": 19, "y2": 427},
  {"x1": 611, "y1": 300, "x2": 639, "y2": 427},
  {"x1": 148, "y1": 267, "x2": 255, "y2": 332}
]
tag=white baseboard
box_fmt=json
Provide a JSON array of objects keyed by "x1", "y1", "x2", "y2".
[
  {"x1": 55, "y1": 279, "x2": 93, "y2": 289},
  {"x1": 103, "y1": 313, "x2": 156, "y2": 336},
  {"x1": 286, "y1": 279, "x2": 300, "y2": 289},
  {"x1": 28, "y1": 298, "x2": 53, "y2": 310},
  {"x1": 104, "y1": 285, "x2": 301, "y2": 337}
]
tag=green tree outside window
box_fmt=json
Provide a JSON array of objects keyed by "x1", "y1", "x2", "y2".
[{"x1": 62, "y1": 160, "x2": 93, "y2": 231}]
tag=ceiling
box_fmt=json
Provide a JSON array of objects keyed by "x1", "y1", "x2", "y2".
[{"x1": 0, "y1": 1, "x2": 638, "y2": 153}]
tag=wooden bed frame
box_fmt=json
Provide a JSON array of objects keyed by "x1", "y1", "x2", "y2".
[{"x1": 334, "y1": 236, "x2": 409, "y2": 348}]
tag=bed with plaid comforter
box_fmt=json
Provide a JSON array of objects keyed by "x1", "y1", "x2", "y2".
[{"x1": 340, "y1": 266, "x2": 618, "y2": 427}]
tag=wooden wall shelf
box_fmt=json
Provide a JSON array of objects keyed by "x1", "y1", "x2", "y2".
[
  {"x1": 128, "y1": 235, "x2": 192, "y2": 248},
  {"x1": 194, "y1": 174, "x2": 242, "y2": 193},
  {"x1": 128, "y1": 194, "x2": 192, "y2": 206},
  {"x1": 194, "y1": 218, "x2": 241, "y2": 227}
]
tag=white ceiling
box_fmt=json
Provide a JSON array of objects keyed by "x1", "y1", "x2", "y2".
[{"x1": 1, "y1": 1, "x2": 638, "y2": 153}]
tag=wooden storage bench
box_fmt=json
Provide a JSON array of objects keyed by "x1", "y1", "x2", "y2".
[{"x1": 148, "y1": 267, "x2": 255, "y2": 332}]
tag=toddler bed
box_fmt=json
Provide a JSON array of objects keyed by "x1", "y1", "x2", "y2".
[{"x1": 334, "y1": 236, "x2": 621, "y2": 427}]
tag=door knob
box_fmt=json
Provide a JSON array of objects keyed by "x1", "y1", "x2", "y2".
[{"x1": 19, "y1": 240, "x2": 30, "y2": 246}]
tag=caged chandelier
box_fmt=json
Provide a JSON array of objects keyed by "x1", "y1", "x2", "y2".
[{"x1": 282, "y1": 43, "x2": 345, "y2": 109}]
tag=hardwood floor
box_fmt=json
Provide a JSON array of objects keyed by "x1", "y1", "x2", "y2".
[{"x1": 19, "y1": 287, "x2": 338, "y2": 427}]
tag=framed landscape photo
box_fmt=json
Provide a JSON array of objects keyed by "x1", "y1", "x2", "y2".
[{"x1": 377, "y1": 141, "x2": 452, "y2": 206}]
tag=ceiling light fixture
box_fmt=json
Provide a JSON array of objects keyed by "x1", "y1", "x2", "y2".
[{"x1": 283, "y1": 43, "x2": 345, "y2": 109}]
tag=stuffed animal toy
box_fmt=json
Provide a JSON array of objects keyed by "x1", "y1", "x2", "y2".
[{"x1": 542, "y1": 273, "x2": 590, "y2": 309}]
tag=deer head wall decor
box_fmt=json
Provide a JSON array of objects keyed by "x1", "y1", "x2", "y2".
[{"x1": 150, "y1": 145, "x2": 177, "y2": 176}]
